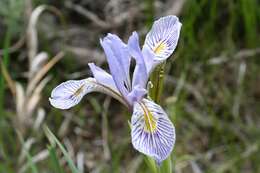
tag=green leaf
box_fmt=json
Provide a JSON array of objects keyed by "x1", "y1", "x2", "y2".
[
  {"x1": 47, "y1": 145, "x2": 65, "y2": 173},
  {"x1": 17, "y1": 132, "x2": 39, "y2": 173},
  {"x1": 44, "y1": 125, "x2": 80, "y2": 173}
]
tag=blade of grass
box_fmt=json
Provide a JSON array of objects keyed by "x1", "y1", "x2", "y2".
[
  {"x1": 144, "y1": 0, "x2": 154, "y2": 28},
  {"x1": 47, "y1": 145, "x2": 65, "y2": 173},
  {"x1": 239, "y1": 0, "x2": 258, "y2": 47},
  {"x1": 17, "y1": 132, "x2": 39, "y2": 173},
  {"x1": 26, "y1": 51, "x2": 64, "y2": 96},
  {"x1": 43, "y1": 125, "x2": 80, "y2": 173},
  {"x1": 0, "y1": 58, "x2": 16, "y2": 97},
  {"x1": 0, "y1": 26, "x2": 11, "y2": 115}
]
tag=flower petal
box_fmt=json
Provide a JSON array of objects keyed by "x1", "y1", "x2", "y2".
[
  {"x1": 100, "y1": 35, "x2": 131, "y2": 100},
  {"x1": 107, "y1": 34, "x2": 131, "y2": 86},
  {"x1": 131, "y1": 98, "x2": 175, "y2": 164},
  {"x1": 144, "y1": 15, "x2": 182, "y2": 61},
  {"x1": 88, "y1": 63, "x2": 118, "y2": 91},
  {"x1": 49, "y1": 78, "x2": 127, "y2": 109},
  {"x1": 128, "y1": 32, "x2": 148, "y2": 89},
  {"x1": 142, "y1": 45, "x2": 157, "y2": 74},
  {"x1": 127, "y1": 85, "x2": 147, "y2": 105}
]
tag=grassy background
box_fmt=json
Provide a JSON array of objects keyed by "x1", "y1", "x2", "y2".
[{"x1": 0, "y1": 0, "x2": 259, "y2": 172}]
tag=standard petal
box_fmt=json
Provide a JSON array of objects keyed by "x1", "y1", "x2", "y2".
[
  {"x1": 49, "y1": 78, "x2": 128, "y2": 109},
  {"x1": 88, "y1": 63, "x2": 118, "y2": 91},
  {"x1": 131, "y1": 99, "x2": 175, "y2": 164},
  {"x1": 142, "y1": 45, "x2": 157, "y2": 74},
  {"x1": 106, "y1": 34, "x2": 131, "y2": 86},
  {"x1": 128, "y1": 32, "x2": 148, "y2": 89},
  {"x1": 127, "y1": 85, "x2": 147, "y2": 105},
  {"x1": 144, "y1": 15, "x2": 182, "y2": 61},
  {"x1": 100, "y1": 36, "x2": 130, "y2": 100}
]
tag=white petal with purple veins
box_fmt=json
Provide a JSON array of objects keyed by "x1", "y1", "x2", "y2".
[
  {"x1": 131, "y1": 98, "x2": 175, "y2": 164},
  {"x1": 144, "y1": 15, "x2": 182, "y2": 62},
  {"x1": 49, "y1": 78, "x2": 127, "y2": 109}
]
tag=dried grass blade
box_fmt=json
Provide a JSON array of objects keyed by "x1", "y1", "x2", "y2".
[
  {"x1": 26, "y1": 51, "x2": 64, "y2": 96},
  {"x1": 0, "y1": 59, "x2": 16, "y2": 97}
]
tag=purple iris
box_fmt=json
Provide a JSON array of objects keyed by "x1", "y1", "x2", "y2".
[{"x1": 49, "y1": 15, "x2": 182, "y2": 164}]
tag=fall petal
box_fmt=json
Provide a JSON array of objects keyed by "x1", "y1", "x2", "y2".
[
  {"x1": 144, "y1": 15, "x2": 182, "y2": 62},
  {"x1": 49, "y1": 78, "x2": 127, "y2": 109},
  {"x1": 131, "y1": 99, "x2": 175, "y2": 164}
]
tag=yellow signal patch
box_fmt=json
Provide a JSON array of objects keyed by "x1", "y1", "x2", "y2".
[
  {"x1": 140, "y1": 103, "x2": 157, "y2": 133},
  {"x1": 153, "y1": 42, "x2": 166, "y2": 55},
  {"x1": 73, "y1": 85, "x2": 85, "y2": 97}
]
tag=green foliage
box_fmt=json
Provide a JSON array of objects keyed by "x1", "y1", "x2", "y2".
[
  {"x1": 239, "y1": 0, "x2": 258, "y2": 47},
  {"x1": 44, "y1": 125, "x2": 81, "y2": 173},
  {"x1": 0, "y1": 0, "x2": 25, "y2": 34},
  {"x1": 0, "y1": 0, "x2": 25, "y2": 114},
  {"x1": 47, "y1": 145, "x2": 65, "y2": 173},
  {"x1": 17, "y1": 132, "x2": 39, "y2": 173}
]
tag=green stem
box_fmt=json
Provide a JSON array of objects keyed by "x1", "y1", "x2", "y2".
[
  {"x1": 149, "y1": 62, "x2": 166, "y2": 103},
  {"x1": 144, "y1": 156, "x2": 158, "y2": 173},
  {"x1": 143, "y1": 0, "x2": 161, "y2": 172},
  {"x1": 159, "y1": 156, "x2": 172, "y2": 173},
  {"x1": 143, "y1": 0, "x2": 173, "y2": 172},
  {"x1": 149, "y1": 63, "x2": 173, "y2": 173}
]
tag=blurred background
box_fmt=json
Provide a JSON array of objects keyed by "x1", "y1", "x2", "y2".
[{"x1": 0, "y1": 0, "x2": 259, "y2": 172}]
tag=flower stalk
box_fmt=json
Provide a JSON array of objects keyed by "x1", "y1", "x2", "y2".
[
  {"x1": 149, "y1": 61, "x2": 166, "y2": 103},
  {"x1": 149, "y1": 62, "x2": 173, "y2": 173}
]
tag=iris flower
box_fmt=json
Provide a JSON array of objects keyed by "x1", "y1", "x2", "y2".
[{"x1": 49, "y1": 15, "x2": 182, "y2": 164}]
